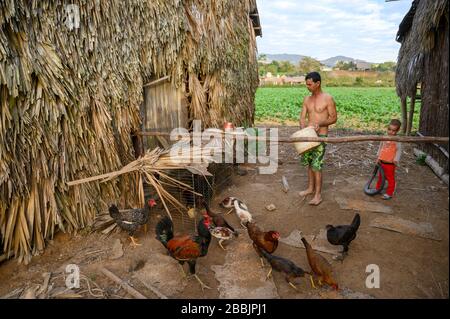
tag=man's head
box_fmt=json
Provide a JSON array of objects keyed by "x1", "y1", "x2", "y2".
[
  {"x1": 387, "y1": 119, "x2": 401, "y2": 136},
  {"x1": 305, "y1": 72, "x2": 322, "y2": 93}
]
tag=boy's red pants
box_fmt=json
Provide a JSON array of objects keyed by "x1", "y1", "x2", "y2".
[{"x1": 376, "y1": 162, "x2": 396, "y2": 196}]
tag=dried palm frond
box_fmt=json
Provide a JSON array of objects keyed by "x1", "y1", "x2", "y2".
[
  {"x1": 0, "y1": 0, "x2": 259, "y2": 263},
  {"x1": 67, "y1": 146, "x2": 213, "y2": 220}
]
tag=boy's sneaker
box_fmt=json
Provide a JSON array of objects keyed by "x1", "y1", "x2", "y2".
[{"x1": 382, "y1": 194, "x2": 392, "y2": 200}]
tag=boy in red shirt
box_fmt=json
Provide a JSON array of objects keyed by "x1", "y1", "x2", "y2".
[{"x1": 376, "y1": 119, "x2": 402, "y2": 200}]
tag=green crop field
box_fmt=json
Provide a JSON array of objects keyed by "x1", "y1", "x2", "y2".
[{"x1": 255, "y1": 87, "x2": 420, "y2": 131}]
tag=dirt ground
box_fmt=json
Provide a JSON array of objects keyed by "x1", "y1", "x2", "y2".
[{"x1": 0, "y1": 125, "x2": 448, "y2": 299}]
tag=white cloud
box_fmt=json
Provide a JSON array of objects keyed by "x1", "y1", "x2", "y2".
[{"x1": 256, "y1": 0, "x2": 411, "y2": 62}]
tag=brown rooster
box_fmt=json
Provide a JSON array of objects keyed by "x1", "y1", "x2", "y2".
[
  {"x1": 301, "y1": 234, "x2": 338, "y2": 290},
  {"x1": 247, "y1": 221, "x2": 280, "y2": 267},
  {"x1": 109, "y1": 199, "x2": 157, "y2": 247},
  {"x1": 155, "y1": 215, "x2": 212, "y2": 290}
]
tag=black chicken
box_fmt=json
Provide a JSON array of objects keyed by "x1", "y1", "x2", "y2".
[
  {"x1": 155, "y1": 215, "x2": 212, "y2": 290},
  {"x1": 109, "y1": 199, "x2": 157, "y2": 247},
  {"x1": 258, "y1": 247, "x2": 310, "y2": 291},
  {"x1": 326, "y1": 213, "x2": 361, "y2": 257}
]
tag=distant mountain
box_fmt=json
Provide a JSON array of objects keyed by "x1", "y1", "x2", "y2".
[
  {"x1": 260, "y1": 54, "x2": 307, "y2": 65},
  {"x1": 260, "y1": 53, "x2": 374, "y2": 68},
  {"x1": 320, "y1": 56, "x2": 374, "y2": 67}
]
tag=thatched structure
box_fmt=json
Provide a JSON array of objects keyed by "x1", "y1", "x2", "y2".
[
  {"x1": 395, "y1": 0, "x2": 448, "y2": 174},
  {"x1": 395, "y1": 0, "x2": 448, "y2": 135},
  {"x1": 0, "y1": 0, "x2": 261, "y2": 263}
]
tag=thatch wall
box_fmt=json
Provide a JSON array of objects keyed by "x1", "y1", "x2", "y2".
[
  {"x1": 395, "y1": 0, "x2": 449, "y2": 170},
  {"x1": 418, "y1": 9, "x2": 449, "y2": 172},
  {"x1": 395, "y1": 0, "x2": 448, "y2": 99},
  {"x1": 0, "y1": 0, "x2": 260, "y2": 262}
]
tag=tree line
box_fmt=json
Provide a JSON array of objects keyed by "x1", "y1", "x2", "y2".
[{"x1": 258, "y1": 55, "x2": 396, "y2": 77}]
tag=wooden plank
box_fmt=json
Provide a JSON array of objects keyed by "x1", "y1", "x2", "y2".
[
  {"x1": 370, "y1": 216, "x2": 441, "y2": 241},
  {"x1": 280, "y1": 229, "x2": 343, "y2": 256},
  {"x1": 335, "y1": 197, "x2": 393, "y2": 214},
  {"x1": 100, "y1": 267, "x2": 147, "y2": 299}
]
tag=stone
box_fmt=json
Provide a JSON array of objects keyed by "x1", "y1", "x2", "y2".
[
  {"x1": 211, "y1": 240, "x2": 279, "y2": 299},
  {"x1": 133, "y1": 253, "x2": 187, "y2": 297},
  {"x1": 109, "y1": 239, "x2": 123, "y2": 260}
]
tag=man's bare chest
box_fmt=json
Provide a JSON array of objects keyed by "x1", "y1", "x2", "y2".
[{"x1": 307, "y1": 101, "x2": 328, "y2": 113}]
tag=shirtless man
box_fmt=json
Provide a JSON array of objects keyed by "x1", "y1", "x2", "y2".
[{"x1": 299, "y1": 72, "x2": 337, "y2": 205}]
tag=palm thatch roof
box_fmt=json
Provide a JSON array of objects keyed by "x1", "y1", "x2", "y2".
[
  {"x1": 0, "y1": 0, "x2": 260, "y2": 263},
  {"x1": 395, "y1": 0, "x2": 448, "y2": 99}
]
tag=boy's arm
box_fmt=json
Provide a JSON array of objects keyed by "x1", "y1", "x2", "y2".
[
  {"x1": 376, "y1": 143, "x2": 382, "y2": 163},
  {"x1": 299, "y1": 99, "x2": 308, "y2": 129},
  {"x1": 394, "y1": 142, "x2": 402, "y2": 165}
]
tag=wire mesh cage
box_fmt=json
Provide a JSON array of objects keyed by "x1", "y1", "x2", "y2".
[{"x1": 145, "y1": 163, "x2": 233, "y2": 234}]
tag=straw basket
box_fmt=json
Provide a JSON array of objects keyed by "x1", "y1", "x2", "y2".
[{"x1": 291, "y1": 127, "x2": 321, "y2": 154}]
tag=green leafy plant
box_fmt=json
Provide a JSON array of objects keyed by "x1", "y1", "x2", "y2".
[
  {"x1": 416, "y1": 154, "x2": 427, "y2": 165},
  {"x1": 255, "y1": 87, "x2": 421, "y2": 131}
]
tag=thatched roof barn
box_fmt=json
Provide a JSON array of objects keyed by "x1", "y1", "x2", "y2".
[
  {"x1": 395, "y1": 0, "x2": 448, "y2": 175},
  {"x1": 0, "y1": 0, "x2": 261, "y2": 263}
]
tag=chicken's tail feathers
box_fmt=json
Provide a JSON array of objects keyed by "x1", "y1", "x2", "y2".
[
  {"x1": 257, "y1": 247, "x2": 272, "y2": 260},
  {"x1": 155, "y1": 216, "x2": 174, "y2": 247},
  {"x1": 351, "y1": 213, "x2": 361, "y2": 232},
  {"x1": 108, "y1": 204, "x2": 120, "y2": 220},
  {"x1": 300, "y1": 236, "x2": 310, "y2": 248}
]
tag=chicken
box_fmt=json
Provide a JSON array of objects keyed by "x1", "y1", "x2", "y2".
[
  {"x1": 301, "y1": 234, "x2": 338, "y2": 290},
  {"x1": 209, "y1": 226, "x2": 235, "y2": 251},
  {"x1": 220, "y1": 196, "x2": 249, "y2": 211},
  {"x1": 220, "y1": 197, "x2": 252, "y2": 228},
  {"x1": 326, "y1": 213, "x2": 361, "y2": 258},
  {"x1": 109, "y1": 199, "x2": 157, "y2": 247},
  {"x1": 199, "y1": 198, "x2": 238, "y2": 235},
  {"x1": 155, "y1": 215, "x2": 212, "y2": 290},
  {"x1": 193, "y1": 200, "x2": 237, "y2": 251},
  {"x1": 258, "y1": 247, "x2": 310, "y2": 291},
  {"x1": 247, "y1": 221, "x2": 280, "y2": 267}
]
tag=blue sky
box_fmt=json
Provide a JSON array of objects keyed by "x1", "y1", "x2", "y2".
[{"x1": 256, "y1": 0, "x2": 412, "y2": 63}]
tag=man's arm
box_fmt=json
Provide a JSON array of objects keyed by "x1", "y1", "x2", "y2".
[
  {"x1": 318, "y1": 96, "x2": 337, "y2": 127},
  {"x1": 299, "y1": 99, "x2": 308, "y2": 128}
]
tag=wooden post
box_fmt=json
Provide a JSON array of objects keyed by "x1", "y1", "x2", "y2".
[
  {"x1": 400, "y1": 96, "x2": 407, "y2": 134},
  {"x1": 407, "y1": 92, "x2": 416, "y2": 135}
]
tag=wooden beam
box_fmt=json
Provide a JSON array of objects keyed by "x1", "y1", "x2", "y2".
[
  {"x1": 414, "y1": 148, "x2": 449, "y2": 185},
  {"x1": 135, "y1": 131, "x2": 449, "y2": 144},
  {"x1": 417, "y1": 132, "x2": 449, "y2": 158},
  {"x1": 100, "y1": 267, "x2": 147, "y2": 299},
  {"x1": 143, "y1": 76, "x2": 170, "y2": 88}
]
